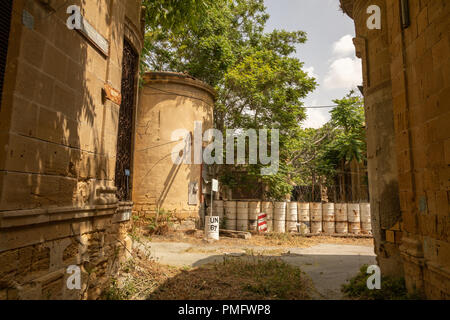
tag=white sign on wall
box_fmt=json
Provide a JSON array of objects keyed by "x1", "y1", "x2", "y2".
[
  {"x1": 66, "y1": 5, "x2": 110, "y2": 56},
  {"x1": 212, "y1": 179, "x2": 219, "y2": 192}
]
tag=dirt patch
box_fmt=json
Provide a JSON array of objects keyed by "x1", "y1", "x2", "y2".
[
  {"x1": 182, "y1": 246, "x2": 289, "y2": 256},
  {"x1": 102, "y1": 256, "x2": 180, "y2": 300},
  {"x1": 147, "y1": 231, "x2": 374, "y2": 249},
  {"x1": 148, "y1": 256, "x2": 315, "y2": 300},
  {"x1": 103, "y1": 252, "x2": 315, "y2": 300}
]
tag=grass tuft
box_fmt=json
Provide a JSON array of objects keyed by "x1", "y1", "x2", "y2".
[
  {"x1": 148, "y1": 255, "x2": 314, "y2": 300},
  {"x1": 342, "y1": 264, "x2": 423, "y2": 300}
]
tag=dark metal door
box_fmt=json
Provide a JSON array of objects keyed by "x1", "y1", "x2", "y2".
[
  {"x1": 115, "y1": 40, "x2": 138, "y2": 201},
  {"x1": 0, "y1": 0, "x2": 13, "y2": 111}
]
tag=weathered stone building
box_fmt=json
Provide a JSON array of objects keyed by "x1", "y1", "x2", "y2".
[
  {"x1": 133, "y1": 72, "x2": 214, "y2": 230},
  {"x1": 0, "y1": 0, "x2": 143, "y2": 299},
  {"x1": 340, "y1": 0, "x2": 449, "y2": 298}
]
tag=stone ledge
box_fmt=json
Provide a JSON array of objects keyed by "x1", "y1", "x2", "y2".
[
  {"x1": 0, "y1": 204, "x2": 120, "y2": 229},
  {"x1": 399, "y1": 235, "x2": 425, "y2": 258},
  {"x1": 426, "y1": 261, "x2": 450, "y2": 281}
]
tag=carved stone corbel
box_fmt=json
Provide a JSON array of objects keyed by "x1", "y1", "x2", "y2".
[{"x1": 353, "y1": 36, "x2": 370, "y2": 88}]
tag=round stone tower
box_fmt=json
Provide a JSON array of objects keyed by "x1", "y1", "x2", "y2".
[{"x1": 132, "y1": 72, "x2": 215, "y2": 228}]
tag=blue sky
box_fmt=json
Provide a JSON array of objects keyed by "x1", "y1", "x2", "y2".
[{"x1": 264, "y1": 0, "x2": 362, "y2": 128}]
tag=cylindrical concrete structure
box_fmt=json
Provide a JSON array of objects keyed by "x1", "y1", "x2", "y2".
[
  {"x1": 335, "y1": 203, "x2": 348, "y2": 222},
  {"x1": 347, "y1": 203, "x2": 361, "y2": 223},
  {"x1": 335, "y1": 203, "x2": 348, "y2": 234},
  {"x1": 348, "y1": 203, "x2": 361, "y2": 234},
  {"x1": 248, "y1": 201, "x2": 260, "y2": 231},
  {"x1": 286, "y1": 202, "x2": 298, "y2": 232},
  {"x1": 298, "y1": 202, "x2": 310, "y2": 234},
  {"x1": 349, "y1": 222, "x2": 361, "y2": 234},
  {"x1": 322, "y1": 222, "x2": 335, "y2": 234},
  {"x1": 224, "y1": 201, "x2": 237, "y2": 230},
  {"x1": 360, "y1": 203, "x2": 371, "y2": 223},
  {"x1": 361, "y1": 222, "x2": 372, "y2": 234},
  {"x1": 311, "y1": 222, "x2": 323, "y2": 234},
  {"x1": 213, "y1": 200, "x2": 224, "y2": 220},
  {"x1": 273, "y1": 202, "x2": 286, "y2": 233},
  {"x1": 336, "y1": 222, "x2": 348, "y2": 234},
  {"x1": 360, "y1": 202, "x2": 372, "y2": 234},
  {"x1": 310, "y1": 202, "x2": 323, "y2": 234},
  {"x1": 322, "y1": 203, "x2": 335, "y2": 222},
  {"x1": 322, "y1": 203, "x2": 335, "y2": 234},
  {"x1": 310, "y1": 203, "x2": 322, "y2": 222},
  {"x1": 236, "y1": 201, "x2": 249, "y2": 231},
  {"x1": 133, "y1": 72, "x2": 215, "y2": 224}
]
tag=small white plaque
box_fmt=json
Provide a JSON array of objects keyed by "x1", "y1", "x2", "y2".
[
  {"x1": 212, "y1": 179, "x2": 219, "y2": 192},
  {"x1": 78, "y1": 16, "x2": 109, "y2": 56}
]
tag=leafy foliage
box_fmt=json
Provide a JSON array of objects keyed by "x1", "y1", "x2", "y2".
[
  {"x1": 143, "y1": 0, "x2": 316, "y2": 200},
  {"x1": 142, "y1": 0, "x2": 215, "y2": 32},
  {"x1": 328, "y1": 91, "x2": 366, "y2": 163},
  {"x1": 142, "y1": 2, "x2": 365, "y2": 200},
  {"x1": 290, "y1": 91, "x2": 366, "y2": 193}
]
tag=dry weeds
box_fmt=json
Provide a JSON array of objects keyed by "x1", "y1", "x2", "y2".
[
  {"x1": 148, "y1": 256, "x2": 315, "y2": 300},
  {"x1": 103, "y1": 253, "x2": 315, "y2": 300},
  {"x1": 149, "y1": 231, "x2": 374, "y2": 249}
]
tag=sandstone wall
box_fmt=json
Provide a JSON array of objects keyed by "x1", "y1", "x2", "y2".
[
  {"x1": 341, "y1": 0, "x2": 449, "y2": 299},
  {"x1": 352, "y1": 0, "x2": 404, "y2": 277},
  {"x1": 0, "y1": 0, "x2": 143, "y2": 299},
  {"x1": 133, "y1": 72, "x2": 214, "y2": 230}
]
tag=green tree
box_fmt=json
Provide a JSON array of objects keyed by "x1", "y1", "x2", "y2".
[
  {"x1": 288, "y1": 91, "x2": 366, "y2": 201},
  {"x1": 328, "y1": 90, "x2": 366, "y2": 164},
  {"x1": 142, "y1": 0, "x2": 216, "y2": 32},
  {"x1": 143, "y1": 0, "x2": 316, "y2": 200}
]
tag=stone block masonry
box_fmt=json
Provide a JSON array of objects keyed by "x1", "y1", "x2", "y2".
[
  {"x1": 132, "y1": 72, "x2": 215, "y2": 231},
  {"x1": 0, "y1": 0, "x2": 144, "y2": 299},
  {"x1": 340, "y1": 0, "x2": 449, "y2": 299}
]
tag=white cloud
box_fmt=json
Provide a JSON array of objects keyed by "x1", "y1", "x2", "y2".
[
  {"x1": 302, "y1": 99, "x2": 331, "y2": 129},
  {"x1": 323, "y1": 57, "x2": 362, "y2": 89},
  {"x1": 304, "y1": 66, "x2": 318, "y2": 80},
  {"x1": 303, "y1": 108, "x2": 330, "y2": 129},
  {"x1": 302, "y1": 34, "x2": 361, "y2": 128},
  {"x1": 332, "y1": 34, "x2": 355, "y2": 58}
]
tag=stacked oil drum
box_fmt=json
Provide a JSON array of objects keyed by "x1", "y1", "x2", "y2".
[
  {"x1": 236, "y1": 201, "x2": 249, "y2": 231},
  {"x1": 310, "y1": 202, "x2": 322, "y2": 233},
  {"x1": 335, "y1": 203, "x2": 348, "y2": 233},
  {"x1": 224, "y1": 201, "x2": 237, "y2": 230},
  {"x1": 286, "y1": 202, "x2": 298, "y2": 232},
  {"x1": 215, "y1": 200, "x2": 372, "y2": 235},
  {"x1": 322, "y1": 203, "x2": 335, "y2": 234},
  {"x1": 248, "y1": 202, "x2": 260, "y2": 231},
  {"x1": 298, "y1": 203, "x2": 310, "y2": 234},
  {"x1": 347, "y1": 203, "x2": 361, "y2": 234},
  {"x1": 273, "y1": 202, "x2": 287, "y2": 233}
]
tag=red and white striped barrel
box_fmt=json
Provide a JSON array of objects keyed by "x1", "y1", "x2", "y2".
[
  {"x1": 261, "y1": 202, "x2": 273, "y2": 232},
  {"x1": 257, "y1": 212, "x2": 268, "y2": 232}
]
